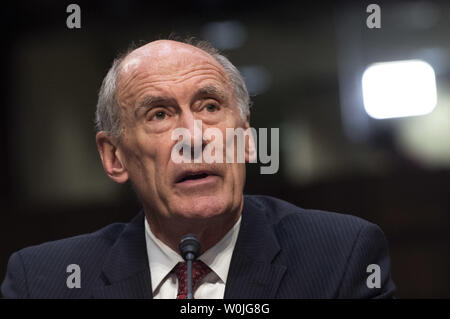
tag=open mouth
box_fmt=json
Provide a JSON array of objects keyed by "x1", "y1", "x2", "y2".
[{"x1": 177, "y1": 172, "x2": 211, "y2": 183}]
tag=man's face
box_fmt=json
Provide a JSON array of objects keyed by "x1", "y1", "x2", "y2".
[{"x1": 113, "y1": 41, "x2": 248, "y2": 222}]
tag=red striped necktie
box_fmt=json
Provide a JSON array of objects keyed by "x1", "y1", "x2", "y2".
[{"x1": 172, "y1": 260, "x2": 211, "y2": 299}]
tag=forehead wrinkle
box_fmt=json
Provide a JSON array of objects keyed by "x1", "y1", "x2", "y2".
[
  {"x1": 118, "y1": 65, "x2": 231, "y2": 106},
  {"x1": 129, "y1": 82, "x2": 229, "y2": 119}
]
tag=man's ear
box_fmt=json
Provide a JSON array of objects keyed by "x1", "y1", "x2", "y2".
[
  {"x1": 243, "y1": 114, "x2": 257, "y2": 163},
  {"x1": 96, "y1": 131, "x2": 129, "y2": 184}
]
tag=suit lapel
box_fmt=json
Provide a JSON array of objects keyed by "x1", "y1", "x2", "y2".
[
  {"x1": 91, "y1": 196, "x2": 287, "y2": 299},
  {"x1": 91, "y1": 212, "x2": 153, "y2": 299},
  {"x1": 225, "y1": 196, "x2": 287, "y2": 298}
]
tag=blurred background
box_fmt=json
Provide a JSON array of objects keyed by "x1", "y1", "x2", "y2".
[{"x1": 1, "y1": 0, "x2": 449, "y2": 298}]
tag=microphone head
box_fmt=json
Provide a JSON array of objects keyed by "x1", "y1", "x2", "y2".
[{"x1": 179, "y1": 234, "x2": 200, "y2": 261}]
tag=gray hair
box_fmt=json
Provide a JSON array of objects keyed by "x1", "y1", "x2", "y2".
[{"x1": 95, "y1": 39, "x2": 251, "y2": 138}]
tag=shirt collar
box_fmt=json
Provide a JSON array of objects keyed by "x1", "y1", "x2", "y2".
[{"x1": 144, "y1": 216, "x2": 242, "y2": 294}]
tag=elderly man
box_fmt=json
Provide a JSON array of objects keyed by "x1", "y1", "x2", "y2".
[{"x1": 1, "y1": 39, "x2": 395, "y2": 299}]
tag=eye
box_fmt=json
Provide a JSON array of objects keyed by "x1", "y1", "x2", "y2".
[
  {"x1": 148, "y1": 110, "x2": 168, "y2": 121},
  {"x1": 205, "y1": 104, "x2": 219, "y2": 113}
]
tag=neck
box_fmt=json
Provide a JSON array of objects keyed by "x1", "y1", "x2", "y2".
[{"x1": 144, "y1": 200, "x2": 243, "y2": 255}]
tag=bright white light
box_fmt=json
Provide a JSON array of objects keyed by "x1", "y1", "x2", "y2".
[{"x1": 362, "y1": 60, "x2": 437, "y2": 119}]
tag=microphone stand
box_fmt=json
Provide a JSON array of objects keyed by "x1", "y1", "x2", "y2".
[{"x1": 179, "y1": 234, "x2": 200, "y2": 299}]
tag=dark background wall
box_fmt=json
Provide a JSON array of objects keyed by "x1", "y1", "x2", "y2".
[{"x1": 1, "y1": 0, "x2": 449, "y2": 298}]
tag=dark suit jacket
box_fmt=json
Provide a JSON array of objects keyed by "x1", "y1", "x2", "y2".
[{"x1": 1, "y1": 195, "x2": 396, "y2": 298}]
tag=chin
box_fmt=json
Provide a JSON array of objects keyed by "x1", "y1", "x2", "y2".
[{"x1": 172, "y1": 195, "x2": 230, "y2": 220}]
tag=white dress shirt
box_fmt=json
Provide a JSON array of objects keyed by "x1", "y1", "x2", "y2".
[{"x1": 144, "y1": 216, "x2": 242, "y2": 299}]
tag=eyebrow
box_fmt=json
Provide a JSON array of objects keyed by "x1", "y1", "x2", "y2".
[
  {"x1": 191, "y1": 85, "x2": 227, "y2": 102},
  {"x1": 133, "y1": 85, "x2": 228, "y2": 117}
]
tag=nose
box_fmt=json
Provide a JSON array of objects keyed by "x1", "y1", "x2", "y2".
[{"x1": 177, "y1": 111, "x2": 207, "y2": 162}]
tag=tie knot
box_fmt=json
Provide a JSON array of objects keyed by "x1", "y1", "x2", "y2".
[{"x1": 172, "y1": 260, "x2": 211, "y2": 299}]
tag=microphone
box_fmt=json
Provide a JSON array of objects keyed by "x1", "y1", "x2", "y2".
[{"x1": 178, "y1": 234, "x2": 200, "y2": 299}]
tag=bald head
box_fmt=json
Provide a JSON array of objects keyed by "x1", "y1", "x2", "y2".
[
  {"x1": 95, "y1": 38, "x2": 250, "y2": 138},
  {"x1": 120, "y1": 40, "x2": 221, "y2": 75}
]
